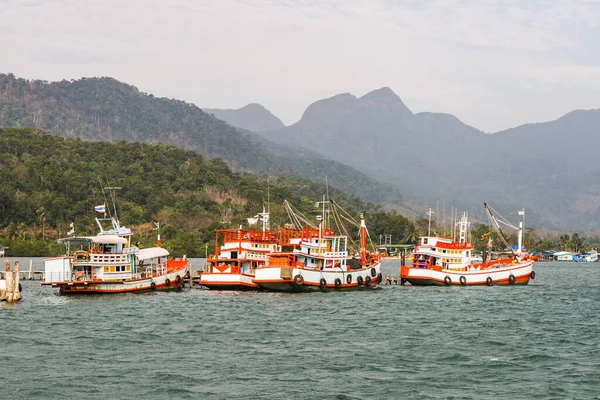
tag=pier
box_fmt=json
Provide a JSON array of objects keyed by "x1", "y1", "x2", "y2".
[{"x1": 0, "y1": 260, "x2": 45, "y2": 280}]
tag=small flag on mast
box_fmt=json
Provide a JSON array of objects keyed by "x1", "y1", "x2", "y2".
[
  {"x1": 94, "y1": 204, "x2": 106, "y2": 213},
  {"x1": 67, "y1": 222, "x2": 75, "y2": 236}
]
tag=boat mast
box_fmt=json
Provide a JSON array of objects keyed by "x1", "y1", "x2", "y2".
[
  {"x1": 360, "y1": 213, "x2": 367, "y2": 265},
  {"x1": 427, "y1": 208, "x2": 434, "y2": 237},
  {"x1": 458, "y1": 212, "x2": 470, "y2": 243},
  {"x1": 517, "y1": 208, "x2": 525, "y2": 256}
]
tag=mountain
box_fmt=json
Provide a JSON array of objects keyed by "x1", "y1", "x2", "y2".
[
  {"x1": 256, "y1": 88, "x2": 600, "y2": 230},
  {"x1": 203, "y1": 103, "x2": 285, "y2": 132},
  {"x1": 0, "y1": 73, "x2": 406, "y2": 208}
]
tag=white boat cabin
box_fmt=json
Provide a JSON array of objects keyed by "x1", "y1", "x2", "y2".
[
  {"x1": 210, "y1": 229, "x2": 279, "y2": 274},
  {"x1": 277, "y1": 227, "x2": 349, "y2": 270},
  {"x1": 413, "y1": 236, "x2": 473, "y2": 271}
]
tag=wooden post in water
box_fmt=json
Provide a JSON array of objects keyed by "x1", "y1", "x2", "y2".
[
  {"x1": 1, "y1": 259, "x2": 21, "y2": 302},
  {"x1": 188, "y1": 258, "x2": 193, "y2": 288}
]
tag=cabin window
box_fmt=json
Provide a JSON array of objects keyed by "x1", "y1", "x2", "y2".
[
  {"x1": 423, "y1": 238, "x2": 428, "y2": 244},
  {"x1": 442, "y1": 250, "x2": 446, "y2": 254},
  {"x1": 104, "y1": 266, "x2": 109, "y2": 272},
  {"x1": 110, "y1": 266, "x2": 115, "y2": 272},
  {"x1": 126, "y1": 266, "x2": 130, "y2": 271}
]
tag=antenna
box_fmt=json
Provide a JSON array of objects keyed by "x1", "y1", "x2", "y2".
[{"x1": 104, "y1": 186, "x2": 122, "y2": 223}]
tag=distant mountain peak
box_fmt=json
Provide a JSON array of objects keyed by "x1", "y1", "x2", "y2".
[
  {"x1": 203, "y1": 103, "x2": 285, "y2": 132},
  {"x1": 359, "y1": 87, "x2": 413, "y2": 116}
]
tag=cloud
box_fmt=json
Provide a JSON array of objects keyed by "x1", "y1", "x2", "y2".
[{"x1": 1, "y1": 0, "x2": 599, "y2": 132}]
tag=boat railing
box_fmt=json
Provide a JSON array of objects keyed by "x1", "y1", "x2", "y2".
[{"x1": 89, "y1": 253, "x2": 131, "y2": 264}]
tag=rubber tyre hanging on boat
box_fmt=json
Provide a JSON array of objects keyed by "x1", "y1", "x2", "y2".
[
  {"x1": 508, "y1": 274, "x2": 516, "y2": 285},
  {"x1": 365, "y1": 276, "x2": 372, "y2": 287},
  {"x1": 444, "y1": 276, "x2": 452, "y2": 285},
  {"x1": 370, "y1": 268, "x2": 377, "y2": 277},
  {"x1": 319, "y1": 278, "x2": 327, "y2": 289},
  {"x1": 357, "y1": 276, "x2": 364, "y2": 286},
  {"x1": 346, "y1": 274, "x2": 352, "y2": 284},
  {"x1": 486, "y1": 277, "x2": 493, "y2": 286},
  {"x1": 165, "y1": 278, "x2": 171, "y2": 287},
  {"x1": 175, "y1": 275, "x2": 182, "y2": 283},
  {"x1": 150, "y1": 281, "x2": 156, "y2": 291},
  {"x1": 334, "y1": 278, "x2": 342, "y2": 289},
  {"x1": 459, "y1": 276, "x2": 467, "y2": 285},
  {"x1": 530, "y1": 271, "x2": 536, "y2": 280},
  {"x1": 294, "y1": 274, "x2": 304, "y2": 286},
  {"x1": 377, "y1": 273, "x2": 383, "y2": 284}
]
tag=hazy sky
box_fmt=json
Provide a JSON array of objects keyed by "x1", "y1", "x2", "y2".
[{"x1": 2, "y1": 0, "x2": 599, "y2": 132}]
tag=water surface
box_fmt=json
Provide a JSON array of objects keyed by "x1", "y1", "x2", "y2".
[{"x1": 2, "y1": 260, "x2": 599, "y2": 399}]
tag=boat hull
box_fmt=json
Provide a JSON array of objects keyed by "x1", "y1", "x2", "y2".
[
  {"x1": 400, "y1": 261, "x2": 534, "y2": 286},
  {"x1": 41, "y1": 265, "x2": 189, "y2": 294},
  {"x1": 198, "y1": 273, "x2": 258, "y2": 290},
  {"x1": 254, "y1": 263, "x2": 382, "y2": 292}
]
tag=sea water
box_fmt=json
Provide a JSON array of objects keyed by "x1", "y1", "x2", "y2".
[{"x1": 1, "y1": 260, "x2": 599, "y2": 399}]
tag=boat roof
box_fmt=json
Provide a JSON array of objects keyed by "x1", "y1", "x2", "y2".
[
  {"x1": 137, "y1": 247, "x2": 170, "y2": 260},
  {"x1": 58, "y1": 235, "x2": 128, "y2": 245}
]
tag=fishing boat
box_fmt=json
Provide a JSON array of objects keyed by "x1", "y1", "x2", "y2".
[
  {"x1": 41, "y1": 207, "x2": 189, "y2": 294},
  {"x1": 199, "y1": 209, "x2": 279, "y2": 290},
  {"x1": 253, "y1": 199, "x2": 383, "y2": 292},
  {"x1": 400, "y1": 203, "x2": 535, "y2": 286}
]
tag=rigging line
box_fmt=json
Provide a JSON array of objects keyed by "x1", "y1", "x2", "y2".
[
  {"x1": 331, "y1": 203, "x2": 359, "y2": 251},
  {"x1": 484, "y1": 203, "x2": 516, "y2": 258},
  {"x1": 98, "y1": 177, "x2": 113, "y2": 220},
  {"x1": 330, "y1": 200, "x2": 360, "y2": 227},
  {"x1": 486, "y1": 204, "x2": 518, "y2": 229}
]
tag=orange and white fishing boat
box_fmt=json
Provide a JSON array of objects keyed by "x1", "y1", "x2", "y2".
[
  {"x1": 200, "y1": 208, "x2": 279, "y2": 290},
  {"x1": 253, "y1": 199, "x2": 383, "y2": 292},
  {"x1": 400, "y1": 203, "x2": 535, "y2": 286},
  {"x1": 42, "y1": 207, "x2": 188, "y2": 294}
]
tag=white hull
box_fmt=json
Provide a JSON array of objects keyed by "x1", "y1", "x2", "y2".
[
  {"x1": 42, "y1": 265, "x2": 188, "y2": 294},
  {"x1": 401, "y1": 261, "x2": 534, "y2": 286},
  {"x1": 254, "y1": 263, "x2": 382, "y2": 292},
  {"x1": 199, "y1": 272, "x2": 258, "y2": 290}
]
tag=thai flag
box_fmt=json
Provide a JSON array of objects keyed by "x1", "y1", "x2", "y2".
[{"x1": 94, "y1": 204, "x2": 106, "y2": 213}]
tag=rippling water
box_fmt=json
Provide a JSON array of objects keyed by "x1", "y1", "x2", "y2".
[{"x1": 2, "y1": 260, "x2": 599, "y2": 399}]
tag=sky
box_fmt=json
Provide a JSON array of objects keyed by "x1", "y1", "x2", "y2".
[{"x1": 2, "y1": 0, "x2": 599, "y2": 132}]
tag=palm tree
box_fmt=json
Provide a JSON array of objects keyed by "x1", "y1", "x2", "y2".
[
  {"x1": 570, "y1": 233, "x2": 582, "y2": 253},
  {"x1": 403, "y1": 223, "x2": 420, "y2": 244}
]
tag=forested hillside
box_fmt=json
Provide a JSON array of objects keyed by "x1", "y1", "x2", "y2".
[
  {"x1": 0, "y1": 128, "x2": 412, "y2": 256},
  {"x1": 0, "y1": 73, "x2": 405, "y2": 207}
]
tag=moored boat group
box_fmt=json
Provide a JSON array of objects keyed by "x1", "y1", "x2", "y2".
[{"x1": 4, "y1": 199, "x2": 537, "y2": 300}]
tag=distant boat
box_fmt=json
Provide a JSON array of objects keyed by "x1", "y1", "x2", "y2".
[
  {"x1": 41, "y1": 211, "x2": 188, "y2": 294},
  {"x1": 253, "y1": 199, "x2": 383, "y2": 292},
  {"x1": 199, "y1": 208, "x2": 279, "y2": 290},
  {"x1": 400, "y1": 203, "x2": 535, "y2": 286}
]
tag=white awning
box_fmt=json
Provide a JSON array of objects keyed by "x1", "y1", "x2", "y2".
[
  {"x1": 92, "y1": 235, "x2": 128, "y2": 244},
  {"x1": 58, "y1": 235, "x2": 128, "y2": 245},
  {"x1": 136, "y1": 247, "x2": 170, "y2": 261}
]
